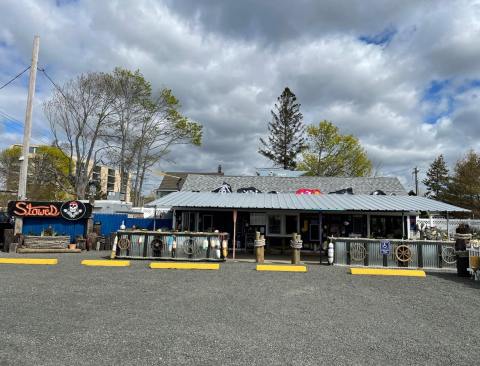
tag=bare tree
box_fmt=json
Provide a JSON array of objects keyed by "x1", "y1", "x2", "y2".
[
  {"x1": 130, "y1": 89, "x2": 202, "y2": 205},
  {"x1": 44, "y1": 72, "x2": 115, "y2": 199},
  {"x1": 106, "y1": 68, "x2": 152, "y2": 198}
]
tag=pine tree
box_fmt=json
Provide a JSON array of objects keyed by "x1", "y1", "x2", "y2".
[
  {"x1": 259, "y1": 87, "x2": 305, "y2": 169},
  {"x1": 443, "y1": 150, "x2": 480, "y2": 214},
  {"x1": 423, "y1": 154, "x2": 449, "y2": 199}
]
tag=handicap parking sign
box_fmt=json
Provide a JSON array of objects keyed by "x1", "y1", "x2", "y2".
[{"x1": 380, "y1": 240, "x2": 391, "y2": 255}]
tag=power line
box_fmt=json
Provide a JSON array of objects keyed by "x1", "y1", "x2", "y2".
[
  {"x1": 0, "y1": 66, "x2": 31, "y2": 90},
  {"x1": 0, "y1": 109, "x2": 52, "y2": 146}
]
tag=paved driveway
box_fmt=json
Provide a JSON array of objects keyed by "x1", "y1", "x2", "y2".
[{"x1": 0, "y1": 252, "x2": 479, "y2": 365}]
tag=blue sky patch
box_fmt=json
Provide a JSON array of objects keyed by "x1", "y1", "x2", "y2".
[
  {"x1": 422, "y1": 78, "x2": 480, "y2": 124},
  {"x1": 359, "y1": 26, "x2": 397, "y2": 46},
  {"x1": 55, "y1": 0, "x2": 78, "y2": 7}
]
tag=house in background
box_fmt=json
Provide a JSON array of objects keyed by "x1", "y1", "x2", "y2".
[
  {"x1": 154, "y1": 165, "x2": 224, "y2": 199},
  {"x1": 179, "y1": 174, "x2": 408, "y2": 195}
]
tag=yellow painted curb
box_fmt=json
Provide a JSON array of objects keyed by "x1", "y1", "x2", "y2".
[
  {"x1": 150, "y1": 262, "x2": 219, "y2": 270},
  {"x1": 0, "y1": 258, "x2": 57, "y2": 265},
  {"x1": 81, "y1": 260, "x2": 130, "y2": 267},
  {"x1": 256, "y1": 264, "x2": 307, "y2": 272},
  {"x1": 350, "y1": 268, "x2": 426, "y2": 277}
]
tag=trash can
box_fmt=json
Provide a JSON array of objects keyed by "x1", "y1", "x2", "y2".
[
  {"x1": 455, "y1": 225, "x2": 471, "y2": 277},
  {"x1": 456, "y1": 254, "x2": 470, "y2": 277}
]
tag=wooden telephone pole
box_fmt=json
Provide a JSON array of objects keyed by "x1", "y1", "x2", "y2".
[{"x1": 17, "y1": 35, "x2": 40, "y2": 200}]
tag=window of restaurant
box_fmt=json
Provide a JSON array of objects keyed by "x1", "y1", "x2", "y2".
[{"x1": 268, "y1": 214, "x2": 282, "y2": 235}]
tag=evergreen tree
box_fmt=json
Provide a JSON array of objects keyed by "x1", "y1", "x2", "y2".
[
  {"x1": 259, "y1": 87, "x2": 305, "y2": 169},
  {"x1": 423, "y1": 154, "x2": 449, "y2": 199},
  {"x1": 443, "y1": 150, "x2": 480, "y2": 215}
]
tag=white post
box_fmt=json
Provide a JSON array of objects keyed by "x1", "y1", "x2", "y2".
[
  {"x1": 18, "y1": 35, "x2": 40, "y2": 200},
  {"x1": 446, "y1": 212, "x2": 450, "y2": 239},
  {"x1": 407, "y1": 216, "x2": 411, "y2": 239}
]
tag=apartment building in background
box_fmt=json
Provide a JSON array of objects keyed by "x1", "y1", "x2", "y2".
[{"x1": 12, "y1": 144, "x2": 131, "y2": 202}]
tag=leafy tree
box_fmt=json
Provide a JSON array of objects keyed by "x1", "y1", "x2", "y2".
[
  {"x1": 0, "y1": 145, "x2": 21, "y2": 191},
  {"x1": 0, "y1": 145, "x2": 73, "y2": 200},
  {"x1": 29, "y1": 146, "x2": 73, "y2": 200},
  {"x1": 444, "y1": 150, "x2": 480, "y2": 215},
  {"x1": 298, "y1": 120, "x2": 372, "y2": 176},
  {"x1": 259, "y1": 87, "x2": 305, "y2": 169},
  {"x1": 423, "y1": 154, "x2": 449, "y2": 199}
]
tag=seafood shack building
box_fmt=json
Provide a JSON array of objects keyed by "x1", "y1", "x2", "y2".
[{"x1": 149, "y1": 175, "x2": 468, "y2": 252}]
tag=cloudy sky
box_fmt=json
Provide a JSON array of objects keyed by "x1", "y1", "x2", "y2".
[{"x1": 1, "y1": 0, "x2": 480, "y2": 193}]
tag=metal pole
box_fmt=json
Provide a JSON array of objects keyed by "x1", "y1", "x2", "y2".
[
  {"x1": 446, "y1": 212, "x2": 450, "y2": 239},
  {"x1": 413, "y1": 167, "x2": 419, "y2": 196},
  {"x1": 153, "y1": 205, "x2": 157, "y2": 231},
  {"x1": 232, "y1": 209, "x2": 237, "y2": 259},
  {"x1": 18, "y1": 35, "x2": 40, "y2": 200}
]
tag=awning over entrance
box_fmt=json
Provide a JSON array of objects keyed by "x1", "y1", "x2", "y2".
[{"x1": 148, "y1": 191, "x2": 469, "y2": 213}]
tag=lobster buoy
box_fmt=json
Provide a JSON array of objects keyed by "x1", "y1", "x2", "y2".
[
  {"x1": 222, "y1": 239, "x2": 228, "y2": 258},
  {"x1": 328, "y1": 242, "x2": 334, "y2": 265},
  {"x1": 216, "y1": 240, "x2": 221, "y2": 259},
  {"x1": 172, "y1": 239, "x2": 177, "y2": 258},
  {"x1": 202, "y1": 239, "x2": 209, "y2": 250}
]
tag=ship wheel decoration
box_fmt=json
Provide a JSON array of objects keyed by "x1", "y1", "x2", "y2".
[
  {"x1": 395, "y1": 244, "x2": 412, "y2": 262},
  {"x1": 117, "y1": 237, "x2": 131, "y2": 250},
  {"x1": 350, "y1": 243, "x2": 367, "y2": 261},
  {"x1": 441, "y1": 246, "x2": 457, "y2": 264},
  {"x1": 183, "y1": 238, "x2": 200, "y2": 256},
  {"x1": 150, "y1": 239, "x2": 164, "y2": 250}
]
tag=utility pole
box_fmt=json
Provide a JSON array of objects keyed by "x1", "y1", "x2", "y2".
[
  {"x1": 17, "y1": 35, "x2": 40, "y2": 200},
  {"x1": 413, "y1": 167, "x2": 419, "y2": 196}
]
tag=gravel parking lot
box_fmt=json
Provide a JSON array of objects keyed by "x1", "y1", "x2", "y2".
[{"x1": 0, "y1": 252, "x2": 479, "y2": 365}]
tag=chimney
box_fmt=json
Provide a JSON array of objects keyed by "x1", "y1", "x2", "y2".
[{"x1": 218, "y1": 164, "x2": 222, "y2": 174}]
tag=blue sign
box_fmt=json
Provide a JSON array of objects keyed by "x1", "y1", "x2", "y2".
[{"x1": 380, "y1": 240, "x2": 391, "y2": 255}]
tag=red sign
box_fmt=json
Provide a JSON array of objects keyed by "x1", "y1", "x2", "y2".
[
  {"x1": 11, "y1": 202, "x2": 60, "y2": 217},
  {"x1": 295, "y1": 188, "x2": 322, "y2": 195},
  {"x1": 7, "y1": 201, "x2": 92, "y2": 220}
]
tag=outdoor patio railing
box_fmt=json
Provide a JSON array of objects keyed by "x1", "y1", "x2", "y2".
[
  {"x1": 115, "y1": 230, "x2": 229, "y2": 262},
  {"x1": 329, "y1": 237, "x2": 457, "y2": 270}
]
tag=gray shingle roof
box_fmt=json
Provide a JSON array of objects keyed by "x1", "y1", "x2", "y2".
[
  {"x1": 181, "y1": 175, "x2": 407, "y2": 195},
  {"x1": 148, "y1": 191, "x2": 469, "y2": 212},
  {"x1": 157, "y1": 172, "x2": 224, "y2": 191}
]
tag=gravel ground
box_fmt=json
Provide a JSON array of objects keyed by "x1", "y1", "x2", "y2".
[{"x1": 0, "y1": 251, "x2": 479, "y2": 366}]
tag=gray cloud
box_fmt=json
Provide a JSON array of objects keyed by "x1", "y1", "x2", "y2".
[{"x1": 1, "y1": 0, "x2": 480, "y2": 195}]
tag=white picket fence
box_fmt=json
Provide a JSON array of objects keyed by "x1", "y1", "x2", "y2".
[{"x1": 417, "y1": 218, "x2": 480, "y2": 232}]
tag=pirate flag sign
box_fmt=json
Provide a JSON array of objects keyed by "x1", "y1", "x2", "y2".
[{"x1": 61, "y1": 200, "x2": 87, "y2": 220}]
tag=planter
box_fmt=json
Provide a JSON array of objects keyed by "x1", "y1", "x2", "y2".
[{"x1": 68, "y1": 243, "x2": 77, "y2": 250}]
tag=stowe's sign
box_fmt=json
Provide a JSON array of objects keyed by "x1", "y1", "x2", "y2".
[{"x1": 7, "y1": 200, "x2": 92, "y2": 221}]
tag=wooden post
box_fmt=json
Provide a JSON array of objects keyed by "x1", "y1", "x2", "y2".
[
  {"x1": 254, "y1": 231, "x2": 265, "y2": 263},
  {"x1": 232, "y1": 209, "x2": 237, "y2": 259},
  {"x1": 291, "y1": 233, "x2": 301, "y2": 264},
  {"x1": 14, "y1": 216, "x2": 23, "y2": 236},
  {"x1": 3, "y1": 229, "x2": 13, "y2": 253}
]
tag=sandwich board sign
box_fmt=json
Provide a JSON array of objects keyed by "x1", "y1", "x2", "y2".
[{"x1": 380, "y1": 240, "x2": 391, "y2": 255}]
